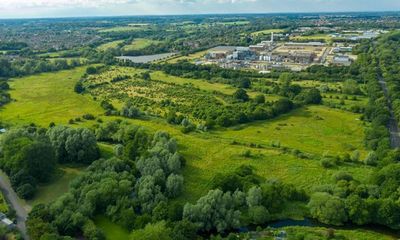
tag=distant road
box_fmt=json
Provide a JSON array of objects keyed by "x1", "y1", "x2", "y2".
[
  {"x1": 378, "y1": 76, "x2": 400, "y2": 148},
  {"x1": 0, "y1": 172, "x2": 28, "y2": 239}
]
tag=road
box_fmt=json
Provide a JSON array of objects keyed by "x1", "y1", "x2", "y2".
[
  {"x1": 378, "y1": 76, "x2": 400, "y2": 148},
  {"x1": 0, "y1": 172, "x2": 29, "y2": 239}
]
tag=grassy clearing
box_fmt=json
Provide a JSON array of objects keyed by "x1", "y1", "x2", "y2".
[
  {"x1": 97, "y1": 40, "x2": 124, "y2": 51},
  {"x1": 251, "y1": 28, "x2": 286, "y2": 36},
  {"x1": 28, "y1": 167, "x2": 84, "y2": 206},
  {"x1": 94, "y1": 216, "x2": 130, "y2": 240},
  {"x1": 122, "y1": 38, "x2": 162, "y2": 51},
  {"x1": 166, "y1": 50, "x2": 208, "y2": 63},
  {"x1": 0, "y1": 192, "x2": 9, "y2": 213},
  {"x1": 0, "y1": 67, "x2": 103, "y2": 126}
]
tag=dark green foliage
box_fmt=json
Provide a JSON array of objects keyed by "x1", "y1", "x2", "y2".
[
  {"x1": 121, "y1": 101, "x2": 142, "y2": 119},
  {"x1": 0, "y1": 127, "x2": 56, "y2": 199},
  {"x1": 294, "y1": 88, "x2": 322, "y2": 105},
  {"x1": 183, "y1": 189, "x2": 242, "y2": 233},
  {"x1": 308, "y1": 192, "x2": 348, "y2": 225},
  {"x1": 46, "y1": 126, "x2": 100, "y2": 164},
  {"x1": 74, "y1": 81, "x2": 84, "y2": 94},
  {"x1": 233, "y1": 88, "x2": 249, "y2": 102}
]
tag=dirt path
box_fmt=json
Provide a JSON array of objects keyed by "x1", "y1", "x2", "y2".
[
  {"x1": 0, "y1": 172, "x2": 29, "y2": 239},
  {"x1": 378, "y1": 76, "x2": 400, "y2": 148}
]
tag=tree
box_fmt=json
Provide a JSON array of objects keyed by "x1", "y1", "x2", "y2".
[
  {"x1": 183, "y1": 189, "x2": 241, "y2": 232},
  {"x1": 233, "y1": 89, "x2": 249, "y2": 102},
  {"x1": 166, "y1": 174, "x2": 184, "y2": 198},
  {"x1": 254, "y1": 94, "x2": 266, "y2": 104},
  {"x1": 74, "y1": 81, "x2": 84, "y2": 94},
  {"x1": 308, "y1": 192, "x2": 348, "y2": 225},
  {"x1": 248, "y1": 206, "x2": 270, "y2": 225},
  {"x1": 246, "y1": 186, "x2": 262, "y2": 207},
  {"x1": 47, "y1": 126, "x2": 100, "y2": 164},
  {"x1": 294, "y1": 88, "x2": 322, "y2": 104}
]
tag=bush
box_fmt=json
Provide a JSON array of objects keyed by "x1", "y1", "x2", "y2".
[
  {"x1": 17, "y1": 183, "x2": 36, "y2": 199},
  {"x1": 82, "y1": 114, "x2": 96, "y2": 120}
]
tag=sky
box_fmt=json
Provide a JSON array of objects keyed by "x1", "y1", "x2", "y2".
[{"x1": 0, "y1": 0, "x2": 398, "y2": 19}]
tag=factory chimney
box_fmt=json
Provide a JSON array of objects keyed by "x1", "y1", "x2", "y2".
[{"x1": 271, "y1": 32, "x2": 274, "y2": 43}]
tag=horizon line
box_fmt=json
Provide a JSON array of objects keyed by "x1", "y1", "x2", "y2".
[{"x1": 0, "y1": 10, "x2": 399, "y2": 21}]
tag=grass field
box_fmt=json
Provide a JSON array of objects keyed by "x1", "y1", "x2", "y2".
[
  {"x1": 28, "y1": 167, "x2": 84, "y2": 206},
  {"x1": 94, "y1": 216, "x2": 130, "y2": 240},
  {"x1": 251, "y1": 28, "x2": 286, "y2": 36},
  {"x1": 166, "y1": 50, "x2": 208, "y2": 63},
  {"x1": 97, "y1": 40, "x2": 124, "y2": 51},
  {"x1": 0, "y1": 67, "x2": 103, "y2": 126},
  {"x1": 122, "y1": 38, "x2": 162, "y2": 51}
]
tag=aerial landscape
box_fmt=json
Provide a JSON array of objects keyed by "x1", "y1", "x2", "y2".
[{"x1": 1, "y1": 0, "x2": 400, "y2": 239}]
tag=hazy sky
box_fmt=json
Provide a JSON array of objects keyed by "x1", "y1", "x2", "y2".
[{"x1": 0, "y1": 0, "x2": 398, "y2": 19}]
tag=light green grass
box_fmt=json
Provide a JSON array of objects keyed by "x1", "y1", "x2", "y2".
[
  {"x1": 28, "y1": 167, "x2": 84, "y2": 206},
  {"x1": 0, "y1": 192, "x2": 9, "y2": 213},
  {"x1": 94, "y1": 216, "x2": 130, "y2": 240},
  {"x1": 97, "y1": 40, "x2": 124, "y2": 51},
  {"x1": 122, "y1": 38, "x2": 162, "y2": 51},
  {"x1": 0, "y1": 67, "x2": 103, "y2": 126},
  {"x1": 251, "y1": 28, "x2": 286, "y2": 36},
  {"x1": 166, "y1": 50, "x2": 208, "y2": 63}
]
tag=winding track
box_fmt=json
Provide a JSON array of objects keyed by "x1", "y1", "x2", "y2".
[
  {"x1": 378, "y1": 76, "x2": 400, "y2": 148},
  {"x1": 0, "y1": 172, "x2": 28, "y2": 239}
]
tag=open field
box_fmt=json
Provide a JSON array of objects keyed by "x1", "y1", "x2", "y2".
[
  {"x1": 28, "y1": 167, "x2": 83, "y2": 206},
  {"x1": 0, "y1": 67, "x2": 103, "y2": 126},
  {"x1": 97, "y1": 40, "x2": 124, "y2": 51},
  {"x1": 94, "y1": 216, "x2": 130, "y2": 240},
  {"x1": 166, "y1": 50, "x2": 208, "y2": 63},
  {"x1": 251, "y1": 28, "x2": 286, "y2": 36},
  {"x1": 122, "y1": 38, "x2": 162, "y2": 51}
]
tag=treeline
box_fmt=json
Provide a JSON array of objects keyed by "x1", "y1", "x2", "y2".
[
  {"x1": 0, "y1": 42, "x2": 28, "y2": 51},
  {"x1": 0, "y1": 58, "x2": 83, "y2": 78},
  {"x1": 0, "y1": 125, "x2": 100, "y2": 199}
]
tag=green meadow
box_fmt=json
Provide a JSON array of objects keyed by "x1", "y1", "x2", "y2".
[
  {"x1": 97, "y1": 40, "x2": 124, "y2": 51},
  {"x1": 0, "y1": 67, "x2": 373, "y2": 211},
  {"x1": 122, "y1": 38, "x2": 163, "y2": 51},
  {"x1": 0, "y1": 67, "x2": 103, "y2": 126}
]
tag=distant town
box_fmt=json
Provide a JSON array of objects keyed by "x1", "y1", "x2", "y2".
[{"x1": 202, "y1": 29, "x2": 385, "y2": 72}]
